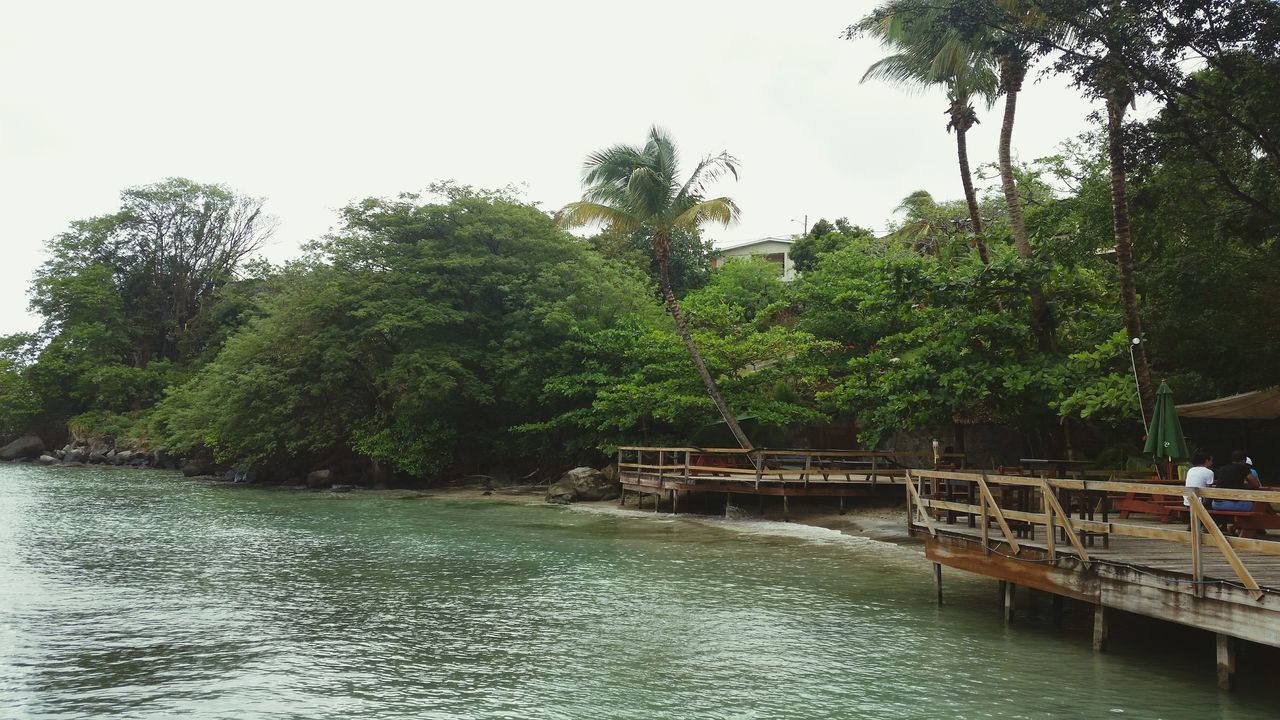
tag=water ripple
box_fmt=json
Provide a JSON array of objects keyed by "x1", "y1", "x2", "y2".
[{"x1": 1, "y1": 465, "x2": 1276, "y2": 719}]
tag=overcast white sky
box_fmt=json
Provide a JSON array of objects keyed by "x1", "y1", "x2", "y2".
[{"x1": 0, "y1": 0, "x2": 1101, "y2": 335}]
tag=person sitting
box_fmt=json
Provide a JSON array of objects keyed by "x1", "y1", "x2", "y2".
[
  {"x1": 1184, "y1": 451, "x2": 1214, "y2": 507},
  {"x1": 1210, "y1": 450, "x2": 1260, "y2": 511}
]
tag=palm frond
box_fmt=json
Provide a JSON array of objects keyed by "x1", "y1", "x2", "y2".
[
  {"x1": 671, "y1": 197, "x2": 741, "y2": 231},
  {"x1": 861, "y1": 53, "x2": 935, "y2": 90},
  {"x1": 679, "y1": 152, "x2": 740, "y2": 199},
  {"x1": 555, "y1": 201, "x2": 640, "y2": 232}
]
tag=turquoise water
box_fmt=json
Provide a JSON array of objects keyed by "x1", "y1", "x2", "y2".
[{"x1": 0, "y1": 464, "x2": 1275, "y2": 719}]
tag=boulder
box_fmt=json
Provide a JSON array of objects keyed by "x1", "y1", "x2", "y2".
[
  {"x1": 65, "y1": 448, "x2": 88, "y2": 464},
  {"x1": 545, "y1": 475, "x2": 576, "y2": 504},
  {"x1": 306, "y1": 469, "x2": 333, "y2": 488},
  {"x1": 114, "y1": 450, "x2": 134, "y2": 465},
  {"x1": 545, "y1": 466, "x2": 621, "y2": 503},
  {"x1": 0, "y1": 435, "x2": 45, "y2": 460},
  {"x1": 37, "y1": 454, "x2": 58, "y2": 465},
  {"x1": 88, "y1": 452, "x2": 109, "y2": 464}
]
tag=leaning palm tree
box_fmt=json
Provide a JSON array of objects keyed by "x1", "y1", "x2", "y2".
[
  {"x1": 853, "y1": 1, "x2": 998, "y2": 266},
  {"x1": 557, "y1": 127, "x2": 754, "y2": 451}
]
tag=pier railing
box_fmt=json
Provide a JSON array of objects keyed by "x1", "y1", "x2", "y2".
[
  {"x1": 618, "y1": 447, "x2": 965, "y2": 489},
  {"x1": 906, "y1": 469, "x2": 1280, "y2": 601}
]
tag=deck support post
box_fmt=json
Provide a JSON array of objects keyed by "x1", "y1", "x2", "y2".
[
  {"x1": 724, "y1": 492, "x2": 731, "y2": 519},
  {"x1": 1092, "y1": 604, "x2": 1109, "y2": 652},
  {"x1": 838, "y1": 495, "x2": 845, "y2": 516},
  {"x1": 671, "y1": 490, "x2": 678, "y2": 515},
  {"x1": 1003, "y1": 582, "x2": 1016, "y2": 626},
  {"x1": 782, "y1": 492, "x2": 790, "y2": 522},
  {"x1": 1216, "y1": 634, "x2": 1236, "y2": 691},
  {"x1": 933, "y1": 562, "x2": 943, "y2": 604}
]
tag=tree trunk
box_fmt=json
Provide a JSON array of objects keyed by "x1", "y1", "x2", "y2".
[
  {"x1": 998, "y1": 58, "x2": 1057, "y2": 354},
  {"x1": 654, "y1": 236, "x2": 754, "y2": 452},
  {"x1": 954, "y1": 122, "x2": 991, "y2": 267},
  {"x1": 1105, "y1": 94, "x2": 1155, "y2": 420}
]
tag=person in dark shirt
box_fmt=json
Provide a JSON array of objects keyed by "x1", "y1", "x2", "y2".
[{"x1": 1211, "y1": 450, "x2": 1259, "y2": 510}]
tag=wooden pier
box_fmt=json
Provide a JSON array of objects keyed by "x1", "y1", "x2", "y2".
[
  {"x1": 907, "y1": 469, "x2": 1280, "y2": 690},
  {"x1": 616, "y1": 446, "x2": 962, "y2": 515}
]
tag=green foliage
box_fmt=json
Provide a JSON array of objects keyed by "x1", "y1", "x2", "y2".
[
  {"x1": 0, "y1": 340, "x2": 39, "y2": 438},
  {"x1": 67, "y1": 409, "x2": 155, "y2": 449},
  {"x1": 524, "y1": 262, "x2": 836, "y2": 452},
  {"x1": 156, "y1": 186, "x2": 660, "y2": 476},
  {"x1": 789, "y1": 219, "x2": 875, "y2": 273},
  {"x1": 588, "y1": 225, "x2": 715, "y2": 297}
]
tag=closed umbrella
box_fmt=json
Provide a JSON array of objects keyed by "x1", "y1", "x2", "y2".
[{"x1": 1143, "y1": 382, "x2": 1190, "y2": 479}]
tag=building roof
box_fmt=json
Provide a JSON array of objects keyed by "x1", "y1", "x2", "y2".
[{"x1": 716, "y1": 236, "x2": 795, "y2": 252}]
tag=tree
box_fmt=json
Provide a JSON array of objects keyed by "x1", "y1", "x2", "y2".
[
  {"x1": 850, "y1": 0, "x2": 998, "y2": 266},
  {"x1": 588, "y1": 225, "x2": 715, "y2": 297},
  {"x1": 558, "y1": 127, "x2": 755, "y2": 451},
  {"x1": 789, "y1": 218, "x2": 875, "y2": 273},
  {"x1": 32, "y1": 178, "x2": 274, "y2": 367},
  {"x1": 157, "y1": 185, "x2": 659, "y2": 479}
]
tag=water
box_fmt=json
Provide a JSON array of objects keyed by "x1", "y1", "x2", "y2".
[{"x1": 0, "y1": 465, "x2": 1275, "y2": 719}]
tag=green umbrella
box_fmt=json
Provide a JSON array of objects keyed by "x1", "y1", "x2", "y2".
[{"x1": 1143, "y1": 382, "x2": 1190, "y2": 461}]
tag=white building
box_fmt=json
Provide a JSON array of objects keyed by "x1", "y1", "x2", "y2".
[{"x1": 711, "y1": 236, "x2": 797, "y2": 281}]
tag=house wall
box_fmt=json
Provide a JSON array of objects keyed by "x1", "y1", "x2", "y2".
[{"x1": 715, "y1": 240, "x2": 796, "y2": 280}]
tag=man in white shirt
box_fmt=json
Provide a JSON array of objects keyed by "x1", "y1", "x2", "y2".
[{"x1": 1184, "y1": 451, "x2": 1214, "y2": 506}]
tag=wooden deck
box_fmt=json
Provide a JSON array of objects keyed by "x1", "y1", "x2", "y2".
[
  {"x1": 617, "y1": 446, "x2": 960, "y2": 509},
  {"x1": 907, "y1": 469, "x2": 1280, "y2": 688}
]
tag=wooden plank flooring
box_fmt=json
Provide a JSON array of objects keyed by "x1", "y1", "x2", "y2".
[{"x1": 932, "y1": 518, "x2": 1280, "y2": 590}]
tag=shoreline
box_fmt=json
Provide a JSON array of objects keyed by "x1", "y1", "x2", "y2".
[{"x1": 412, "y1": 483, "x2": 920, "y2": 547}]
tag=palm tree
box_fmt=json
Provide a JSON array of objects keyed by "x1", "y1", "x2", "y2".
[
  {"x1": 854, "y1": 1, "x2": 998, "y2": 266},
  {"x1": 557, "y1": 127, "x2": 754, "y2": 451},
  {"x1": 989, "y1": 0, "x2": 1063, "y2": 353}
]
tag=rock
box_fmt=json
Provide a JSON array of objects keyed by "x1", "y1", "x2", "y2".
[
  {"x1": 0, "y1": 435, "x2": 45, "y2": 460},
  {"x1": 114, "y1": 450, "x2": 134, "y2": 464},
  {"x1": 88, "y1": 452, "x2": 108, "y2": 464},
  {"x1": 568, "y1": 466, "x2": 621, "y2": 501},
  {"x1": 37, "y1": 454, "x2": 58, "y2": 465},
  {"x1": 329, "y1": 484, "x2": 355, "y2": 493},
  {"x1": 600, "y1": 463, "x2": 619, "y2": 483},
  {"x1": 65, "y1": 448, "x2": 88, "y2": 464},
  {"x1": 545, "y1": 475, "x2": 576, "y2": 504},
  {"x1": 545, "y1": 466, "x2": 621, "y2": 503},
  {"x1": 88, "y1": 440, "x2": 113, "y2": 457},
  {"x1": 306, "y1": 469, "x2": 333, "y2": 488}
]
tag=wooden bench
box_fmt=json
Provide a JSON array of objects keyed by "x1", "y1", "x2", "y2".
[{"x1": 1205, "y1": 505, "x2": 1280, "y2": 538}]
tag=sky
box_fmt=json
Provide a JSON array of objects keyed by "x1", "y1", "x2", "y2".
[{"x1": 0, "y1": 0, "x2": 1102, "y2": 336}]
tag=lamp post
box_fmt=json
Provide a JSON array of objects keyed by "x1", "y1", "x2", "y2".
[
  {"x1": 790, "y1": 214, "x2": 808, "y2": 236},
  {"x1": 1129, "y1": 337, "x2": 1147, "y2": 429}
]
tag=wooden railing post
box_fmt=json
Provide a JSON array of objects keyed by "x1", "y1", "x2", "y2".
[
  {"x1": 977, "y1": 473, "x2": 1021, "y2": 554},
  {"x1": 905, "y1": 469, "x2": 938, "y2": 537},
  {"x1": 1187, "y1": 493, "x2": 1263, "y2": 600},
  {"x1": 1039, "y1": 479, "x2": 1090, "y2": 565},
  {"x1": 1044, "y1": 484, "x2": 1056, "y2": 558},
  {"x1": 1190, "y1": 489, "x2": 1204, "y2": 598},
  {"x1": 754, "y1": 452, "x2": 763, "y2": 491}
]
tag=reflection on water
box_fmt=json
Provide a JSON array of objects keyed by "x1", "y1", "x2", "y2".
[{"x1": 0, "y1": 464, "x2": 1276, "y2": 719}]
